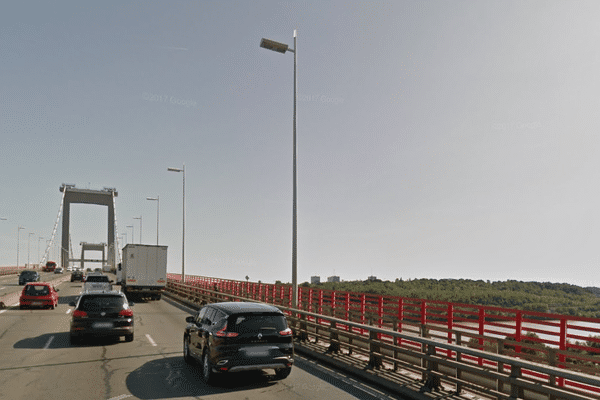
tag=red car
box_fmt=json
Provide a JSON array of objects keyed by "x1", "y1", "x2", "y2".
[{"x1": 19, "y1": 283, "x2": 59, "y2": 309}]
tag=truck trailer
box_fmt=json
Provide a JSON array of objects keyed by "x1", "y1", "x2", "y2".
[{"x1": 118, "y1": 244, "x2": 167, "y2": 300}]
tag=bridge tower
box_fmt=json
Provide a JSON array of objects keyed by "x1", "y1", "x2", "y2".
[{"x1": 59, "y1": 184, "x2": 119, "y2": 271}]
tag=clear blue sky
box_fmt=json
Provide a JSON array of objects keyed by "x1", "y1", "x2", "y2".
[{"x1": 1, "y1": 1, "x2": 599, "y2": 286}]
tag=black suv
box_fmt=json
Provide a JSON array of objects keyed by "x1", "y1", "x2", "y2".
[
  {"x1": 19, "y1": 270, "x2": 40, "y2": 285},
  {"x1": 71, "y1": 270, "x2": 84, "y2": 282},
  {"x1": 183, "y1": 302, "x2": 294, "y2": 384},
  {"x1": 69, "y1": 291, "x2": 134, "y2": 344}
]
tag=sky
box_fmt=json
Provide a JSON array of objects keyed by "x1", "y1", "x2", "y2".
[{"x1": 1, "y1": 1, "x2": 600, "y2": 287}]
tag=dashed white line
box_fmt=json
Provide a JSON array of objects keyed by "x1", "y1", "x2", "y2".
[
  {"x1": 107, "y1": 395, "x2": 132, "y2": 400},
  {"x1": 66, "y1": 309, "x2": 72, "y2": 314},
  {"x1": 43, "y1": 336, "x2": 54, "y2": 349},
  {"x1": 145, "y1": 334, "x2": 157, "y2": 346}
]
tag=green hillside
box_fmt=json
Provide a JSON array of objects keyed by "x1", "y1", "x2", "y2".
[{"x1": 301, "y1": 278, "x2": 600, "y2": 318}]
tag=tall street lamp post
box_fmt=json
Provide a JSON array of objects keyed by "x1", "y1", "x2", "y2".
[
  {"x1": 28, "y1": 232, "x2": 34, "y2": 268},
  {"x1": 0, "y1": 218, "x2": 6, "y2": 265},
  {"x1": 168, "y1": 165, "x2": 185, "y2": 283},
  {"x1": 37, "y1": 237, "x2": 44, "y2": 266},
  {"x1": 133, "y1": 216, "x2": 142, "y2": 244},
  {"x1": 146, "y1": 196, "x2": 160, "y2": 245},
  {"x1": 17, "y1": 226, "x2": 24, "y2": 268},
  {"x1": 126, "y1": 225, "x2": 134, "y2": 247},
  {"x1": 260, "y1": 30, "x2": 298, "y2": 308}
]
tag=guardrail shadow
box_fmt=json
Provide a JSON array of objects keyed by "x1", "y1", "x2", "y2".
[{"x1": 126, "y1": 356, "x2": 278, "y2": 398}]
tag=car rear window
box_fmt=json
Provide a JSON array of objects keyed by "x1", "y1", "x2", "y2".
[
  {"x1": 86, "y1": 275, "x2": 110, "y2": 282},
  {"x1": 78, "y1": 296, "x2": 126, "y2": 311},
  {"x1": 25, "y1": 285, "x2": 49, "y2": 296},
  {"x1": 21, "y1": 271, "x2": 37, "y2": 277},
  {"x1": 227, "y1": 313, "x2": 287, "y2": 333}
]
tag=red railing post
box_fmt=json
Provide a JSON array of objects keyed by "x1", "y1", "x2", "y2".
[
  {"x1": 515, "y1": 311, "x2": 522, "y2": 354},
  {"x1": 478, "y1": 307, "x2": 485, "y2": 366},
  {"x1": 345, "y1": 292, "x2": 350, "y2": 330},
  {"x1": 447, "y1": 303, "x2": 453, "y2": 357},
  {"x1": 361, "y1": 294, "x2": 366, "y2": 335},
  {"x1": 378, "y1": 296, "x2": 384, "y2": 339},
  {"x1": 397, "y1": 298, "x2": 403, "y2": 347},
  {"x1": 558, "y1": 317, "x2": 567, "y2": 387}
]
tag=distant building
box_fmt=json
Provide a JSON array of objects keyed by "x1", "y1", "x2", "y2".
[
  {"x1": 311, "y1": 276, "x2": 320, "y2": 284},
  {"x1": 327, "y1": 276, "x2": 340, "y2": 283},
  {"x1": 368, "y1": 275, "x2": 377, "y2": 281}
]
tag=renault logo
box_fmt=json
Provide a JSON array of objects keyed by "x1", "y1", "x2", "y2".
[
  {"x1": 101, "y1": 312, "x2": 106, "y2": 316},
  {"x1": 258, "y1": 333, "x2": 263, "y2": 340}
]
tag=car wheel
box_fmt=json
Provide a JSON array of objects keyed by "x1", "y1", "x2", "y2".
[
  {"x1": 125, "y1": 333, "x2": 134, "y2": 342},
  {"x1": 19, "y1": 304, "x2": 25, "y2": 310},
  {"x1": 202, "y1": 350, "x2": 215, "y2": 385},
  {"x1": 70, "y1": 334, "x2": 80, "y2": 345},
  {"x1": 274, "y1": 367, "x2": 292, "y2": 380},
  {"x1": 183, "y1": 337, "x2": 194, "y2": 364}
]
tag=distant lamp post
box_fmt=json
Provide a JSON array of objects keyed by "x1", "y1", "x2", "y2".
[
  {"x1": 168, "y1": 165, "x2": 186, "y2": 283},
  {"x1": 0, "y1": 218, "x2": 6, "y2": 265},
  {"x1": 27, "y1": 232, "x2": 34, "y2": 268},
  {"x1": 260, "y1": 30, "x2": 299, "y2": 309},
  {"x1": 17, "y1": 226, "x2": 25, "y2": 268},
  {"x1": 133, "y1": 216, "x2": 142, "y2": 244},
  {"x1": 37, "y1": 237, "x2": 44, "y2": 266},
  {"x1": 146, "y1": 196, "x2": 160, "y2": 245},
  {"x1": 126, "y1": 225, "x2": 134, "y2": 247}
]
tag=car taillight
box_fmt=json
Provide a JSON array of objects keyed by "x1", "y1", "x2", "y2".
[
  {"x1": 279, "y1": 328, "x2": 293, "y2": 336},
  {"x1": 73, "y1": 310, "x2": 88, "y2": 318},
  {"x1": 215, "y1": 324, "x2": 239, "y2": 338},
  {"x1": 119, "y1": 309, "x2": 133, "y2": 317}
]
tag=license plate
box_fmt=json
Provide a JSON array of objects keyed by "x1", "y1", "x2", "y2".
[
  {"x1": 244, "y1": 346, "x2": 270, "y2": 357},
  {"x1": 92, "y1": 322, "x2": 113, "y2": 329},
  {"x1": 31, "y1": 301, "x2": 42, "y2": 306}
]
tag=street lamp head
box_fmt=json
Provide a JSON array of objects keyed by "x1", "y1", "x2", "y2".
[
  {"x1": 167, "y1": 167, "x2": 182, "y2": 172},
  {"x1": 146, "y1": 197, "x2": 158, "y2": 201},
  {"x1": 260, "y1": 38, "x2": 289, "y2": 54}
]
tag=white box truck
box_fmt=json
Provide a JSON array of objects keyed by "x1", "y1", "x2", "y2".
[{"x1": 118, "y1": 244, "x2": 168, "y2": 300}]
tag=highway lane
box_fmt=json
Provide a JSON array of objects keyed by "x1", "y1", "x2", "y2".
[{"x1": 0, "y1": 276, "x2": 405, "y2": 400}]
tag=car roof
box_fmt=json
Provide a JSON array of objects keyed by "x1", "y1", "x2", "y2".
[
  {"x1": 24, "y1": 282, "x2": 50, "y2": 286},
  {"x1": 80, "y1": 290, "x2": 123, "y2": 297},
  {"x1": 208, "y1": 301, "x2": 283, "y2": 315}
]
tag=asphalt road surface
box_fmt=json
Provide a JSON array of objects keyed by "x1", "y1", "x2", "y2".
[{"x1": 0, "y1": 272, "x2": 406, "y2": 400}]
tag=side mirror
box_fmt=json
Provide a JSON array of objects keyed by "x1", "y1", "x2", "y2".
[
  {"x1": 55, "y1": 288, "x2": 60, "y2": 292},
  {"x1": 186, "y1": 316, "x2": 194, "y2": 323}
]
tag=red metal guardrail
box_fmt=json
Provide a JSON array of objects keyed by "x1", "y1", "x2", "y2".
[{"x1": 168, "y1": 273, "x2": 600, "y2": 395}]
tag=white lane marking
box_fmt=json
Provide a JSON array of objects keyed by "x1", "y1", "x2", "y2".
[
  {"x1": 107, "y1": 395, "x2": 132, "y2": 400},
  {"x1": 145, "y1": 334, "x2": 157, "y2": 346},
  {"x1": 43, "y1": 336, "x2": 54, "y2": 349},
  {"x1": 0, "y1": 287, "x2": 6, "y2": 290},
  {"x1": 66, "y1": 309, "x2": 72, "y2": 314}
]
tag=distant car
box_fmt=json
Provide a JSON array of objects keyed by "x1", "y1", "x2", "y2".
[
  {"x1": 71, "y1": 270, "x2": 84, "y2": 282},
  {"x1": 183, "y1": 302, "x2": 294, "y2": 384},
  {"x1": 19, "y1": 283, "x2": 59, "y2": 309},
  {"x1": 94, "y1": 268, "x2": 102, "y2": 272},
  {"x1": 42, "y1": 261, "x2": 57, "y2": 272},
  {"x1": 19, "y1": 270, "x2": 40, "y2": 285},
  {"x1": 54, "y1": 266, "x2": 64, "y2": 274},
  {"x1": 69, "y1": 291, "x2": 134, "y2": 344},
  {"x1": 83, "y1": 274, "x2": 113, "y2": 292}
]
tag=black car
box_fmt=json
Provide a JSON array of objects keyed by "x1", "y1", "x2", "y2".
[
  {"x1": 70, "y1": 270, "x2": 84, "y2": 282},
  {"x1": 69, "y1": 291, "x2": 134, "y2": 344},
  {"x1": 19, "y1": 270, "x2": 40, "y2": 285},
  {"x1": 183, "y1": 302, "x2": 294, "y2": 384}
]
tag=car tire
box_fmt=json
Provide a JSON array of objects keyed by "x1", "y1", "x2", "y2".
[
  {"x1": 183, "y1": 337, "x2": 194, "y2": 364},
  {"x1": 274, "y1": 367, "x2": 292, "y2": 380},
  {"x1": 19, "y1": 304, "x2": 25, "y2": 310},
  {"x1": 70, "y1": 334, "x2": 80, "y2": 345},
  {"x1": 125, "y1": 333, "x2": 134, "y2": 342},
  {"x1": 202, "y1": 350, "x2": 215, "y2": 385}
]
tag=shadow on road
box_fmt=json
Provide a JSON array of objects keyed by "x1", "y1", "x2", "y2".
[{"x1": 126, "y1": 356, "x2": 279, "y2": 399}]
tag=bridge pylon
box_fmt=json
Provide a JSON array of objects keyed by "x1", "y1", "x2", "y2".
[{"x1": 58, "y1": 184, "x2": 119, "y2": 271}]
